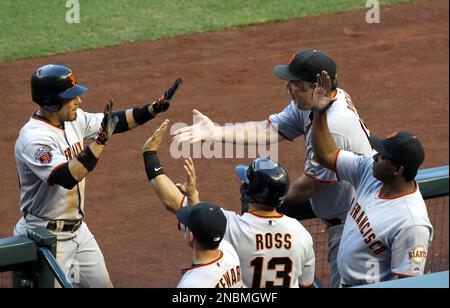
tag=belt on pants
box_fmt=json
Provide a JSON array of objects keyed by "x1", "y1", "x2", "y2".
[
  {"x1": 46, "y1": 220, "x2": 83, "y2": 232},
  {"x1": 324, "y1": 218, "x2": 343, "y2": 226}
]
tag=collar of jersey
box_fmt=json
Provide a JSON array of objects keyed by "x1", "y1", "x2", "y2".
[
  {"x1": 377, "y1": 180, "x2": 418, "y2": 200},
  {"x1": 32, "y1": 112, "x2": 64, "y2": 130},
  {"x1": 181, "y1": 250, "x2": 224, "y2": 271},
  {"x1": 248, "y1": 211, "x2": 284, "y2": 219}
]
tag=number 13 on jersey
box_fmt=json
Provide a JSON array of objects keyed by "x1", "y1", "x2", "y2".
[{"x1": 250, "y1": 256, "x2": 293, "y2": 288}]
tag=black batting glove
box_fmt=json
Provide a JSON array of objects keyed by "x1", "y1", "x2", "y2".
[
  {"x1": 95, "y1": 99, "x2": 119, "y2": 145},
  {"x1": 152, "y1": 77, "x2": 183, "y2": 114}
]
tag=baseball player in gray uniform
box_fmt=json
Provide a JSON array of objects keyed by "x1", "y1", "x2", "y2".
[
  {"x1": 144, "y1": 121, "x2": 315, "y2": 288},
  {"x1": 173, "y1": 48, "x2": 373, "y2": 287},
  {"x1": 13, "y1": 64, "x2": 181, "y2": 287},
  {"x1": 310, "y1": 71, "x2": 433, "y2": 287}
]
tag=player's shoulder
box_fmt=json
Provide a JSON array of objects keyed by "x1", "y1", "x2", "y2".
[
  {"x1": 73, "y1": 108, "x2": 101, "y2": 122},
  {"x1": 280, "y1": 215, "x2": 313, "y2": 238},
  {"x1": 328, "y1": 89, "x2": 356, "y2": 116},
  {"x1": 75, "y1": 108, "x2": 93, "y2": 118},
  {"x1": 178, "y1": 251, "x2": 234, "y2": 288},
  {"x1": 72, "y1": 108, "x2": 93, "y2": 124},
  {"x1": 397, "y1": 188, "x2": 431, "y2": 225},
  {"x1": 177, "y1": 270, "x2": 208, "y2": 288},
  {"x1": 220, "y1": 208, "x2": 240, "y2": 221},
  {"x1": 16, "y1": 117, "x2": 57, "y2": 149},
  {"x1": 219, "y1": 240, "x2": 239, "y2": 258},
  {"x1": 327, "y1": 90, "x2": 365, "y2": 135}
]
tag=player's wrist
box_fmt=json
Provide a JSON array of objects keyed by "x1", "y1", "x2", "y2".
[
  {"x1": 143, "y1": 151, "x2": 164, "y2": 181},
  {"x1": 94, "y1": 128, "x2": 109, "y2": 145},
  {"x1": 76, "y1": 146, "x2": 99, "y2": 172},
  {"x1": 149, "y1": 102, "x2": 158, "y2": 116},
  {"x1": 187, "y1": 191, "x2": 200, "y2": 206}
]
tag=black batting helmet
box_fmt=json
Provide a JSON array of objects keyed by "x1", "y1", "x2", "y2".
[
  {"x1": 31, "y1": 64, "x2": 88, "y2": 112},
  {"x1": 235, "y1": 158, "x2": 290, "y2": 208}
]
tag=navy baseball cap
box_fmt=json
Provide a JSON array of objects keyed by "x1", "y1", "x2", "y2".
[
  {"x1": 273, "y1": 48, "x2": 337, "y2": 84},
  {"x1": 177, "y1": 202, "x2": 227, "y2": 249},
  {"x1": 369, "y1": 131, "x2": 425, "y2": 171}
]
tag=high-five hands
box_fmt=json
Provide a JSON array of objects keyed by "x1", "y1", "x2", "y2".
[{"x1": 313, "y1": 71, "x2": 337, "y2": 114}]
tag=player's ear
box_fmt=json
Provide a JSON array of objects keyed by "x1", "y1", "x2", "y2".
[{"x1": 393, "y1": 165, "x2": 404, "y2": 177}]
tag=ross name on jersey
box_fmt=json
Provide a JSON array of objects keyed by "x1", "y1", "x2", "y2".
[
  {"x1": 215, "y1": 265, "x2": 242, "y2": 288},
  {"x1": 349, "y1": 199, "x2": 387, "y2": 255},
  {"x1": 255, "y1": 233, "x2": 292, "y2": 250}
]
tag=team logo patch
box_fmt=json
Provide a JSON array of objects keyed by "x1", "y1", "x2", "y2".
[
  {"x1": 34, "y1": 146, "x2": 53, "y2": 164},
  {"x1": 288, "y1": 53, "x2": 296, "y2": 64},
  {"x1": 408, "y1": 245, "x2": 427, "y2": 264},
  {"x1": 68, "y1": 72, "x2": 77, "y2": 86},
  {"x1": 386, "y1": 131, "x2": 398, "y2": 139}
]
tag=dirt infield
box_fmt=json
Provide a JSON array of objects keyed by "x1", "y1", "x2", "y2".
[{"x1": 0, "y1": 0, "x2": 448, "y2": 287}]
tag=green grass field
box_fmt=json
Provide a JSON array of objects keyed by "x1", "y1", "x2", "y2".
[{"x1": 0, "y1": 0, "x2": 416, "y2": 62}]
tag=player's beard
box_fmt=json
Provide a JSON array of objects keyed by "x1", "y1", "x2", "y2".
[
  {"x1": 294, "y1": 97, "x2": 311, "y2": 110},
  {"x1": 372, "y1": 162, "x2": 395, "y2": 183},
  {"x1": 290, "y1": 90, "x2": 313, "y2": 110},
  {"x1": 67, "y1": 108, "x2": 78, "y2": 121}
]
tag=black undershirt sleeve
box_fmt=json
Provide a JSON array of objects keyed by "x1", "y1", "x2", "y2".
[
  {"x1": 47, "y1": 163, "x2": 79, "y2": 189},
  {"x1": 112, "y1": 110, "x2": 130, "y2": 134}
]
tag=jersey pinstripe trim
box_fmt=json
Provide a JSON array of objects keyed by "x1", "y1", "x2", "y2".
[
  {"x1": 248, "y1": 212, "x2": 284, "y2": 219},
  {"x1": 304, "y1": 171, "x2": 337, "y2": 184},
  {"x1": 378, "y1": 181, "x2": 418, "y2": 200},
  {"x1": 334, "y1": 149, "x2": 341, "y2": 181},
  {"x1": 391, "y1": 271, "x2": 416, "y2": 278},
  {"x1": 181, "y1": 251, "x2": 224, "y2": 271},
  {"x1": 31, "y1": 115, "x2": 64, "y2": 130}
]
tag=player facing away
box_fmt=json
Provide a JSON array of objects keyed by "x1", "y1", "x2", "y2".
[
  {"x1": 143, "y1": 120, "x2": 315, "y2": 288},
  {"x1": 142, "y1": 120, "x2": 242, "y2": 288},
  {"x1": 14, "y1": 64, "x2": 181, "y2": 287},
  {"x1": 310, "y1": 71, "x2": 433, "y2": 287},
  {"x1": 172, "y1": 48, "x2": 373, "y2": 287},
  {"x1": 177, "y1": 203, "x2": 243, "y2": 288}
]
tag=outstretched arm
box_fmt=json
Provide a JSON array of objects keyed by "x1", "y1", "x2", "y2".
[
  {"x1": 172, "y1": 109, "x2": 284, "y2": 145},
  {"x1": 114, "y1": 78, "x2": 183, "y2": 132},
  {"x1": 143, "y1": 120, "x2": 199, "y2": 215},
  {"x1": 311, "y1": 71, "x2": 339, "y2": 171}
]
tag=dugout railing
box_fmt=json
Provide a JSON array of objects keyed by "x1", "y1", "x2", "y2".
[{"x1": 0, "y1": 227, "x2": 73, "y2": 288}]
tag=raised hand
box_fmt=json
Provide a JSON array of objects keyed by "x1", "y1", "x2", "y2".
[
  {"x1": 313, "y1": 71, "x2": 337, "y2": 114},
  {"x1": 143, "y1": 119, "x2": 170, "y2": 152},
  {"x1": 183, "y1": 157, "x2": 199, "y2": 205},
  {"x1": 172, "y1": 109, "x2": 220, "y2": 143},
  {"x1": 152, "y1": 78, "x2": 183, "y2": 114},
  {"x1": 95, "y1": 99, "x2": 119, "y2": 145}
]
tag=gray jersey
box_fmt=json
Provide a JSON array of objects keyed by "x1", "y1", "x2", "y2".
[
  {"x1": 335, "y1": 150, "x2": 433, "y2": 286},
  {"x1": 15, "y1": 109, "x2": 103, "y2": 220},
  {"x1": 222, "y1": 210, "x2": 315, "y2": 288},
  {"x1": 268, "y1": 88, "x2": 372, "y2": 221}
]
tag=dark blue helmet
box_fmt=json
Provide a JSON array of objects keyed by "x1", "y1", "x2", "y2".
[
  {"x1": 31, "y1": 64, "x2": 88, "y2": 112},
  {"x1": 235, "y1": 158, "x2": 290, "y2": 208}
]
